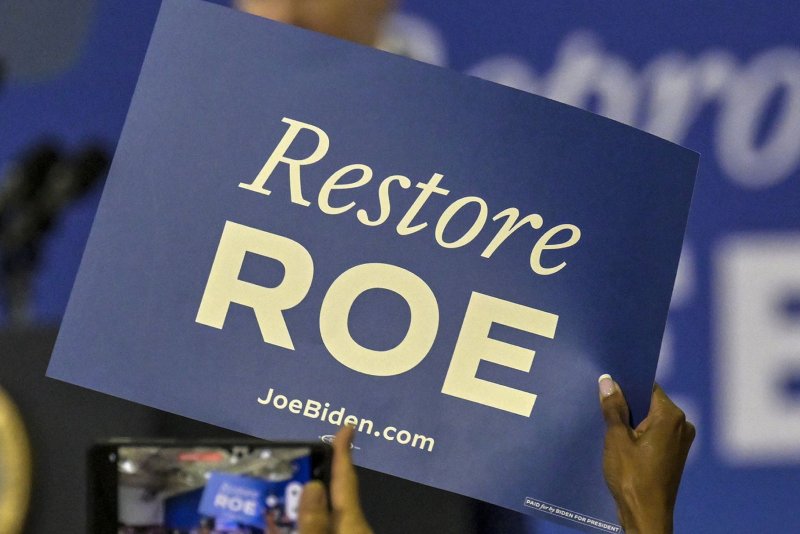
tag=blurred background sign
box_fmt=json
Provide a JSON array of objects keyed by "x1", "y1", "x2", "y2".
[
  {"x1": 0, "y1": 1, "x2": 797, "y2": 533},
  {"x1": 0, "y1": 0, "x2": 96, "y2": 83}
]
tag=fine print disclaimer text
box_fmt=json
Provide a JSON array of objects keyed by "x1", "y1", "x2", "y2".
[{"x1": 524, "y1": 497, "x2": 621, "y2": 533}]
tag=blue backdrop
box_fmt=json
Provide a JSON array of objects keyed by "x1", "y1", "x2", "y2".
[{"x1": 1, "y1": 1, "x2": 798, "y2": 533}]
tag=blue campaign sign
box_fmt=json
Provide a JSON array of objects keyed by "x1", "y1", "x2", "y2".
[
  {"x1": 199, "y1": 472, "x2": 271, "y2": 528},
  {"x1": 46, "y1": 0, "x2": 697, "y2": 531}
]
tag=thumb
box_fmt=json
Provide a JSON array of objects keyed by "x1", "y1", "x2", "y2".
[
  {"x1": 298, "y1": 480, "x2": 330, "y2": 534},
  {"x1": 598, "y1": 374, "x2": 631, "y2": 430}
]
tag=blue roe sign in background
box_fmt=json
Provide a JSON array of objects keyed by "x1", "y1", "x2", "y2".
[{"x1": 2, "y1": 1, "x2": 799, "y2": 533}]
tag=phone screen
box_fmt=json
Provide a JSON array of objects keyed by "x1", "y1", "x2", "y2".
[{"x1": 93, "y1": 442, "x2": 328, "y2": 534}]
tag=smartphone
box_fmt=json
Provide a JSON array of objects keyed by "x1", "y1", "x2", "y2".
[{"x1": 89, "y1": 438, "x2": 331, "y2": 534}]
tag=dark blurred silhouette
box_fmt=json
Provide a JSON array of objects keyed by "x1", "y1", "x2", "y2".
[{"x1": 0, "y1": 142, "x2": 109, "y2": 324}]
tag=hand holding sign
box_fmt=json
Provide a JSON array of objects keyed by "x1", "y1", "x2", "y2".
[
  {"x1": 299, "y1": 426, "x2": 372, "y2": 534},
  {"x1": 599, "y1": 376, "x2": 695, "y2": 534},
  {"x1": 297, "y1": 380, "x2": 695, "y2": 534}
]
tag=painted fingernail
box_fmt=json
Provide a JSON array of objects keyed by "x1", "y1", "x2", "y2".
[{"x1": 598, "y1": 374, "x2": 616, "y2": 397}]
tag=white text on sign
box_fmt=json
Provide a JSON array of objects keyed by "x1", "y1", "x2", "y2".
[
  {"x1": 238, "y1": 118, "x2": 582, "y2": 276},
  {"x1": 196, "y1": 221, "x2": 560, "y2": 417}
]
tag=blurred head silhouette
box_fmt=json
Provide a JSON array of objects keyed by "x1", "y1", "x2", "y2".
[{"x1": 235, "y1": 0, "x2": 395, "y2": 46}]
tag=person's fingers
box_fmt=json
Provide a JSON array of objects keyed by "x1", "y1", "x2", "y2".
[
  {"x1": 649, "y1": 383, "x2": 680, "y2": 415},
  {"x1": 632, "y1": 411, "x2": 654, "y2": 436},
  {"x1": 330, "y1": 425, "x2": 362, "y2": 517},
  {"x1": 598, "y1": 374, "x2": 631, "y2": 433},
  {"x1": 685, "y1": 420, "x2": 696, "y2": 443},
  {"x1": 644, "y1": 384, "x2": 697, "y2": 446},
  {"x1": 298, "y1": 480, "x2": 330, "y2": 534},
  {"x1": 634, "y1": 383, "x2": 677, "y2": 434}
]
